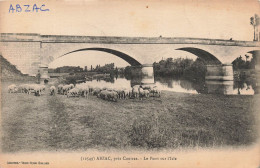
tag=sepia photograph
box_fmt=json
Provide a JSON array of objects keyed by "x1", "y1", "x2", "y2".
[{"x1": 0, "y1": 0, "x2": 259, "y2": 167}]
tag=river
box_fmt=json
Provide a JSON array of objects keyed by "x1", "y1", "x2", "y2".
[{"x1": 86, "y1": 76, "x2": 258, "y2": 95}]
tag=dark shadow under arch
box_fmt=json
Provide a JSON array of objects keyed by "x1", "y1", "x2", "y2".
[
  {"x1": 60, "y1": 47, "x2": 141, "y2": 66},
  {"x1": 248, "y1": 50, "x2": 260, "y2": 56},
  {"x1": 248, "y1": 50, "x2": 260, "y2": 64},
  {"x1": 176, "y1": 47, "x2": 222, "y2": 65}
]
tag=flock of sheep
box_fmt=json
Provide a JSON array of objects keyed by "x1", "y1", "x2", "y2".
[
  {"x1": 7, "y1": 81, "x2": 161, "y2": 101},
  {"x1": 8, "y1": 84, "x2": 46, "y2": 96}
]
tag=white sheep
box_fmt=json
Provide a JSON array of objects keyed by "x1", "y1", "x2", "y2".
[
  {"x1": 150, "y1": 86, "x2": 161, "y2": 97},
  {"x1": 8, "y1": 84, "x2": 18, "y2": 93},
  {"x1": 132, "y1": 86, "x2": 139, "y2": 99},
  {"x1": 50, "y1": 86, "x2": 56, "y2": 95},
  {"x1": 67, "y1": 88, "x2": 79, "y2": 97},
  {"x1": 57, "y1": 84, "x2": 64, "y2": 94},
  {"x1": 33, "y1": 85, "x2": 43, "y2": 96},
  {"x1": 63, "y1": 84, "x2": 74, "y2": 95},
  {"x1": 75, "y1": 83, "x2": 89, "y2": 98}
]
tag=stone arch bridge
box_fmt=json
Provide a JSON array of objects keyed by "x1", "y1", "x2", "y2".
[{"x1": 0, "y1": 33, "x2": 259, "y2": 84}]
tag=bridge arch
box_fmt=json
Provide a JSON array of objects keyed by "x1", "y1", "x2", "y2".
[
  {"x1": 43, "y1": 47, "x2": 154, "y2": 84},
  {"x1": 176, "y1": 47, "x2": 234, "y2": 80},
  {"x1": 56, "y1": 47, "x2": 142, "y2": 66},
  {"x1": 176, "y1": 47, "x2": 222, "y2": 65}
]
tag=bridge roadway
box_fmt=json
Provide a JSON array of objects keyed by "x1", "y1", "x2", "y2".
[{"x1": 1, "y1": 33, "x2": 259, "y2": 46}]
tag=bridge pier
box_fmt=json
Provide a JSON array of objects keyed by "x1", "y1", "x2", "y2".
[
  {"x1": 39, "y1": 66, "x2": 49, "y2": 79},
  {"x1": 141, "y1": 64, "x2": 155, "y2": 84},
  {"x1": 205, "y1": 64, "x2": 233, "y2": 81}
]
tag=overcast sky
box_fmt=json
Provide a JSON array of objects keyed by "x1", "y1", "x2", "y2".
[{"x1": 0, "y1": 0, "x2": 259, "y2": 68}]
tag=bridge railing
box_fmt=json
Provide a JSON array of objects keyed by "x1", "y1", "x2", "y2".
[{"x1": 1, "y1": 33, "x2": 260, "y2": 47}]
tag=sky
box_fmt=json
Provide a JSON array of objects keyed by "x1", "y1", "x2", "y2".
[{"x1": 0, "y1": 0, "x2": 259, "y2": 68}]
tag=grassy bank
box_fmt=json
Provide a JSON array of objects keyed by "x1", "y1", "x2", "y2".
[{"x1": 1, "y1": 81, "x2": 259, "y2": 152}]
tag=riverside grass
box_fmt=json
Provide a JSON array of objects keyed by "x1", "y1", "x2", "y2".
[{"x1": 1, "y1": 81, "x2": 258, "y2": 152}]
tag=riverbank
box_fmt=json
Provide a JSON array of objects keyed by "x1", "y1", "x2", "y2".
[{"x1": 1, "y1": 81, "x2": 259, "y2": 152}]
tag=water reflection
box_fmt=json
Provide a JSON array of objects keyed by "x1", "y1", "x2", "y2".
[
  {"x1": 155, "y1": 79, "x2": 198, "y2": 94},
  {"x1": 158, "y1": 78, "x2": 258, "y2": 95},
  {"x1": 205, "y1": 81, "x2": 235, "y2": 95},
  {"x1": 88, "y1": 76, "x2": 258, "y2": 95}
]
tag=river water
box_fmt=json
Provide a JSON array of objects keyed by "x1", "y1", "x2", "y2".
[{"x1": 88, "y1": 76, "x2": 258, "y2": 95}]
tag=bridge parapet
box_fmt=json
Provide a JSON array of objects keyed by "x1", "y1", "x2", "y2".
[
  {"x1": 0, "y1": 33, "x2": 41, "y2": 42},
  {"x1": 1, "y1": 33, "x2": 260, "y2": 47}
]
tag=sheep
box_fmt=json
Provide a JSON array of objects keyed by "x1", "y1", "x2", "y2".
[
  {"x1": 75, "y1": 83, "x2": 89, "y2": 98},
  {"x1": 116, "y1": 88, "x2": 125, "y2": 99},
  {"x1": 150, "y1": 86, "x2": 161, "y2": 97},
  {"x1": 85, "y1": 82, "x2": 96, "y2": 93},
  {"x1": 132, "y1": 85, "x2": 140, "y2": 89},
  {"x1": 98, "y1": 90, "x2": 109, "y2": 100},
  {"x1": 34, "y1": 84, "x2": 46, "y2": 96},
  {"x1": 33, "y1": 85, "x2": 43, "y2": 96},
  {"x1": 19, "y1": 84, "x2": 28, "y2": 93},
  {"x1": 21, "y1": 84, "x2": 31, "y2": 94},
  {"x1": 107, "y1": 91, "x2": 118, "y2": 102},
  {"x1": 122, "y1": 88, "x2": 131, "y2": 99},
  {"x1": 106, "y1": 87, "x2": 114, "y2": 92},
  {"x1": 93, "y1": 87, "x2": 102, "y2": 97},
  {"x1": 57, "y1": 84, "x2": 64, "y2": 94},
  {"x1": 138, "y1": 87, "x2": 146, "y2": 100},
  {"x1": 50, "y1": 86, "x2": 56, "y2": 96},
  {"x1": 88, "y1": 85, "x2": 94, "y2": 95},
  {"x1": 98, "y1": 90, "x2": 118, "y2": 102},
  {"x1": 101, "y1": 86, "x2": 108, "y2": 91},
  {"x1": 143, "y1": 89, "x2": 150, "y2": 98},
  {"x1": 62, "y1": 84, "x2": 74, "y2": 95},
  {"x1": 141, "y1": 85, "x2": 152, "y2": 90},
  {"x1": 8, "y1": 84, "x2": 18, "y2": 93},
  {"x1": 53, "y1": 81, "x2": 161, "y2": 101},
  {"x1": 20, "y1": 84, "x2": 43, "y2": 96},
  {"x1": 20, "y1": 84, "x2": 33, "y2": 94},
  {"x1": 132, "y1": 86, "x2": 139, "y2": 98},
  {"x1": 39, "y1": 85, "x2": 46, "y2": 92},
  {"x1": 27, "y1": 84, "x2": 37, "y2": 95},
  {"x1": 67, "y1": 88, "x2": 79, "y2": 97},
  {"x1": 69, "y1": 84, "x2": 74, "y2": 89},
  {"x1": 140, "y1": 85, "x2": 151, "y2": 98}
]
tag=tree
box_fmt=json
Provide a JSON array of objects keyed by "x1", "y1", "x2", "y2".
[
  {"x1": 95, "y1": 65, "x2": 99, "y2": 72},
  {"x1": 115, "y1": 66, "x2": 118, "y2": 76},
  {"x1": 232, "y1": 55, "x2": 245, "y2": 70},
  {"x1": 250, "y1": 14, "x2": 260, "y2": 41}
]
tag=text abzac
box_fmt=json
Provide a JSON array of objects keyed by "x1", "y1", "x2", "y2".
[{"x1": 9, "y1": 4, "x2": 50, "y2": 13}]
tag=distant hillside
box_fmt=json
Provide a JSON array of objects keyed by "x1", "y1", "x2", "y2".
[{"x1": 0, "y1": 55, "x2": 35, "y2": 81}]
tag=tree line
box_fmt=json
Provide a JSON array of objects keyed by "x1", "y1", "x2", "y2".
[
  {"x1": 51, "y1": 54, "x2": 257, "y2": 82},
  {"x1": 232, "y1": 54, "x2": 257, "y2": 70},
  {"x1": 123, "y1": 54, "x2": 257, "y2": 81}
]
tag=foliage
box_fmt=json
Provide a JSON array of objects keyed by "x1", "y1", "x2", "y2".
[
  {"x1": 183, "y1": 58, "x2": 207, "y2": 80},
  {"x1": 65, "y1": 73, "x2": 85, "y2": 84},
  {"x1": 232, "y1": 55, "x2": 256, "y2": 70},
  {"x1": 93, "y1": 63, "x2": 115, "y2": 74},
  {"x1": 49, "y1": 66, "x2": 83, "y2": 73},
  {"x1": 153, "y1": 57, "x2": 206, "y2": 80},
  {"x1": 250, "y1": 14, "x2": 260, "y2": 41},
  {"x1": 123, "y1": 66, "x2": 142, "y2": 80},
  {"x1": 153, "y1": 57, "x2": 194, "y2": 77}
]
